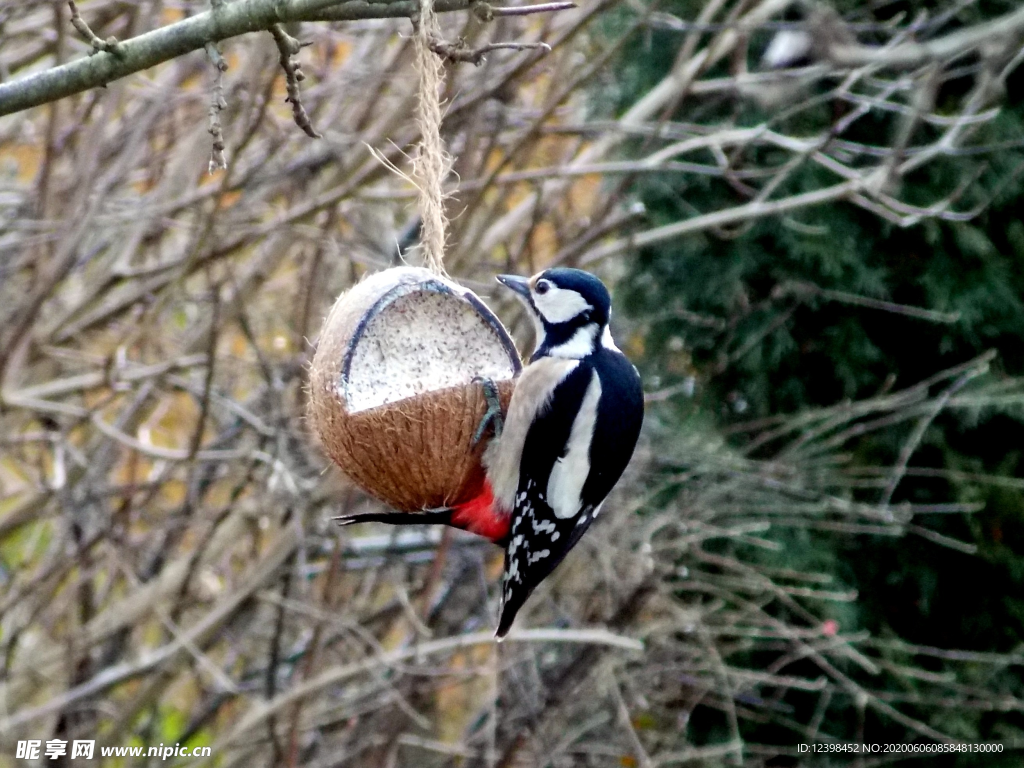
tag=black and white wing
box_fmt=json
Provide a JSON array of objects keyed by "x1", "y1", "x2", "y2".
[{"x1": 496, "y1": 352, "x2": 643, "y2": 637}]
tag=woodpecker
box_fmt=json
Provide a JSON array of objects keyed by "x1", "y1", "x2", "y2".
[{"x1": 336, "y1": 268, "x2": 644, "y2": 637}]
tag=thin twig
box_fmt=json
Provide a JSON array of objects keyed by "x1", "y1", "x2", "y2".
[
  {"x1": 429, "y1": 37, "x2": 552, "y2": 65},
  {"x1": 67, "y1": 0, "x2": 121, "y2": 56},
  {"x1": 269, "y1": 23, "x2": 321, "y2": 139},
  {"x1": 486, "y1": 1, "x2": 576, "y2": 17},
  {"x1": 777, "y1": 281, "x2": 962, "y2": 324},
  {"x1": 879, "y1": 351, "x2": 995, "y2": 510},
  {"x1": 205, "y1": 42, "x2": 229, "y2": 172}
]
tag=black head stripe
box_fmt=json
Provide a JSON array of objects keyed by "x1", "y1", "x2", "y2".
[{"x1": 529, "y1": 269, "x2": 611, "y2": 354}]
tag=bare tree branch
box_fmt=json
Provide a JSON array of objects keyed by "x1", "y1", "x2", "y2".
[
  {"x1": 0, "y1": 0, "x2": 475, "y2": 117},
  {"x1": 827, "y1": 4, "x2": 1024, "y2": 69}
]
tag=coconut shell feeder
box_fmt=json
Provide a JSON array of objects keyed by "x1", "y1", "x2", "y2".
[{"x1": 309, "y1": 267, "x2": 521, "y2": 513}]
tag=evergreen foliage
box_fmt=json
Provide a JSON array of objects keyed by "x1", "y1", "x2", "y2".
[{"x1": 608, "y1": 0, "x2": 1024, "y2": 757}]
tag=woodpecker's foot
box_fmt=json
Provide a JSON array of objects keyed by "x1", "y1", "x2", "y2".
[{"x1": 472, "y1": 377, "x2": 504, "y2": 445}]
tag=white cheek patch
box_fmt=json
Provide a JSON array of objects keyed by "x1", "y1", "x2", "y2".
[{"x1": 533, "y1": 286, "x2": 592, "y2": 324}]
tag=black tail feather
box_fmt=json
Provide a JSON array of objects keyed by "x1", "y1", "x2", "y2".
[
  {"x1": 334, "y1": 509, "x2": 454, "y2": 527},
  {"x1": 495, "y1": 583, "x2": 533, "y2": 640}
]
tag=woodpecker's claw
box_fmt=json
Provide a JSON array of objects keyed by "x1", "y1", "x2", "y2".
[{"x1": 472, "y1": 377, "x2": 504, "y2": 445}]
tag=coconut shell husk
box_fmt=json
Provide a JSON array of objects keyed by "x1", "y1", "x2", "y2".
[{"x1": 308, "y1": 267, "x2": 520, "y2": 512}]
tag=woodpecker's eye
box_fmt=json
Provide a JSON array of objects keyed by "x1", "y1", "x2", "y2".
[{"x1": 535, "y1": 280, "x2": 551, "y2": 295}]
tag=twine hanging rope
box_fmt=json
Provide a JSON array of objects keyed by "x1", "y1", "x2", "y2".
[{"x1": 412, "y1": 0, "x2": 452, "y2": 277}]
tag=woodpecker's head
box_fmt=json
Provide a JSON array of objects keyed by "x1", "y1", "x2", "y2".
[{"x1": 496, "y1": 268, "x2": 616, "y2": 361}]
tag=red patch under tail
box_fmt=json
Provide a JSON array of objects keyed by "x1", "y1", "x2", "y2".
[{"x1": 452, "y1": 482, "x2": 509, "y2": 542}]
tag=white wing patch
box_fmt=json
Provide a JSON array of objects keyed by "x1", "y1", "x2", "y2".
[{"x1": 546, "y1": 369, "x2": 602, "y2": 519}]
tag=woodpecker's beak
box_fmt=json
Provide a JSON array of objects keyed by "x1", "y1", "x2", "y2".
[{"x1": 496, "y1": 274, "x2": 531, "y2": 299}]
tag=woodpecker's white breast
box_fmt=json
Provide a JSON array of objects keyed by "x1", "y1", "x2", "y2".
[
  {"x1": 546, "y1": 369, "x2": 602, "y2": 519},
  {"x1": 484, "y1": 357, "x2": 580, "y2": 511}
]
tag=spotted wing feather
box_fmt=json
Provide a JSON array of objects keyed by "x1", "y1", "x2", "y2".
[
  {"x1": 496, "y1": 349, "x2": 643, "y2": 637},
  {"x1": 497, "y1": 487, "x2": 599, "y2": 638},
  {"x1": 496, "y1": 363, "x2": 596, "y2": 636}
]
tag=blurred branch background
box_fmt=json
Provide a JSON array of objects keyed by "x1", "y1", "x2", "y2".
[{"x1": 1, "y1": 0, "x2": 1023, "y2": 765}]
